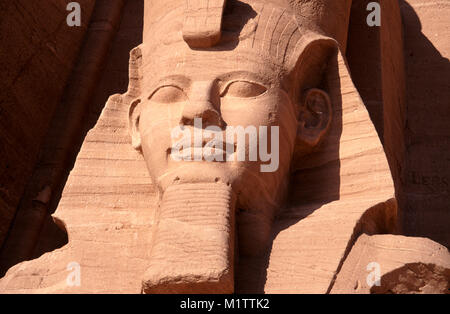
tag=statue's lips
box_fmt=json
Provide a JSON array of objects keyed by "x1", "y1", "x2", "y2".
[{"x1": 167, "y1": 141, "x2": 238, "y2": 162}]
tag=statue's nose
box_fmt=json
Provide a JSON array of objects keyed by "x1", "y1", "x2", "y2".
[{"x1": 180, "y1": 81, "x2": 224, "y2": 128}]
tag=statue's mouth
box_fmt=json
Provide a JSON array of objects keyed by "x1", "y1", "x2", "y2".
[{"x1": 167, "y1": 140, "x2": 238, "y2": 162}]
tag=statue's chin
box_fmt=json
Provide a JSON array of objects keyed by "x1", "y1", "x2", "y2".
[
  {"x1": 152, "y1": 161, "x2": 283, "y2": 215},
  {"x1": 151, "y1": 161, "x2": 281, "y2": 258},
  {"x1": 155, "y1": 161, "x2": 244, "y2": 191}
]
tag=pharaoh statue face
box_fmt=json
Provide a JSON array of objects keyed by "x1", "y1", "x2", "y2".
[
  {"x1": 126, "y1": 0, "x2": 351, "y2": 293},
  {"x1": 129, "y1": 0, "x2": 334, "y2": 216}
]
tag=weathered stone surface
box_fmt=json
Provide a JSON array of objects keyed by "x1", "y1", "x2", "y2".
[
  {"x1": 143, "y1": 183, "x2": 236, "y2": 294},
  {"x1": 0, "y1": 0, "x2": 127, "y2": 277},
  {"x1": 0, "y1": 95, "x2": 156, "y2": 293},
  {"x1": 347, "y1": 0, "x2": 450, "y2": 250},
  {"x1": 182, "y1": 0, "x2": 228, "y2": 48},
  {"x1": 0, "y1": 0, "x2": 448, "y2": 294},
  {"x1": 331, "y1": 234, "x2": 450, "y2": 294},
  {"x1": 0, "y1": 0, "x2": 95, "y2": 248},
  {"x1": 398, "y1": 0, "x2": 450, "y2": 248}
]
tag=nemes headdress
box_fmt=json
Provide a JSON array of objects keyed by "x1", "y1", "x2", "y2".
[
  {"x1": 126, "y1": 0, "x2": 352, "y2": 98},
  {"x1": 143, "y1": 0, "x2": 352, "y2": 49}
]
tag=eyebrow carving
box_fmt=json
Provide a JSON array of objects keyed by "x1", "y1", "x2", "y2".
[{"x1": 217, "y1": 71, "x2": 271, "y2": 86}]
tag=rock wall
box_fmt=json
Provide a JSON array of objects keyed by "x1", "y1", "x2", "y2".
[
  {"x1": 399, "y1": 0, "x2": 450, "y2": 248},
  {"x1": 0, "y1": 0, "x2": 131, "y2": 275},
  {"x1": 347, "y1": 0, "x2": 449, "y2": 248},
  {"x1": 0, "y1": 0, "x2": 95, "y2": 247}
]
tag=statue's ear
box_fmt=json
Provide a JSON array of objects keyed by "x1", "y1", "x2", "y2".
[
  {"x1": 288, "y1": 35, "x2": 338, "y2": 153},
  {"x1": 129, "y1": 98, "x2": 142, "y2": 151},
  {"x1": 297, "y1": 88, "x2": 332, "y2": 147},
  {"x1": 126, "y1": 45, "x2": 144, "y2": 151}
]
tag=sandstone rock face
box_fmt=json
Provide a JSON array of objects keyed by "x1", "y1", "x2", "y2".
[
  {"x1": 0, "y1": 0, "x2": 127, "y2": 277},
  {"x1": 347, "y1": 0, "x2": 450, "y2": 251},
  {"x1": 398, "y1": 0, "x2": 450, "y2": 248},
  {"x1": 331, "y1": 234, "x2": 450, "y2": 294},
  {"x1": 0, "y1": 0, "x2": 95, "y2": 248},
  {"x1": 0, "y1": 0, "x2": 449, "y2": 294},
  {"x1": 0, "y1": 94, "x2": 156, "y2": 293}
]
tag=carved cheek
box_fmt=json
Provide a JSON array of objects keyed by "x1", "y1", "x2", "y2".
[
  {"x1": 138, "y1": 101, "x2": 186, "y2": 173},
  {"x1": 219, "y1": 91, "x2": 281, "y2": 127},
  {"x1": 220, "y1": 89, "x2": 296, "y2": 131},
  {"x1": 142, "y1": 98, "x2": 185, "y2": 127}
]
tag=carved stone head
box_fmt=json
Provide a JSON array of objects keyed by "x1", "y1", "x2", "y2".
[
  {"x1": 128, "y1": 0, "x2": 350, "y2": 214},
  {"x1": 127, "y1": 0, "x2": 352, "y2": 293}
]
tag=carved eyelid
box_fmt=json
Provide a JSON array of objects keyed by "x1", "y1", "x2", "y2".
[
  {"x1": 148, "y1": 85, "x2": 183, "y2": 98},
  {"x1": 148, "y1": 85, "x2": 188, "y2": 103},
  {"x1": 219, "y1": 80, "x2": 268, "y2": 98},
  {"x1": 148, "y1": 76, "x2": 191, "y2": 101}
]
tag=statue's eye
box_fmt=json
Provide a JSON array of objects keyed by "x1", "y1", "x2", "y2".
[
  {"x1": 221, "y1": 81, "x2": 267, "y2": 98},
  {"x1": 149, "y1": 86, "x2": 187, "y2": 103}
]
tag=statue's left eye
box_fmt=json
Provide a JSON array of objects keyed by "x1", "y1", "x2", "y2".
[
  {"x1": 149, "y1": 85, "x2": 187, "y2": 103},
  {"x1": 220, "y1": 81, "x2": 267, "y2": 98}
]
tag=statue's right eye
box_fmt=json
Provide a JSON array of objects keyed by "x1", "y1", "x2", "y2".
[
  {"x1": 149, "y1": 86, "x2": 187, "y2": 103},
  {"x1": 220, "y1": 81, "x2": 267, "y2": 98}
]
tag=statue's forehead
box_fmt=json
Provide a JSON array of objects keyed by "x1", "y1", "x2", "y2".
[{"x1": 141, "y1": 43, "x2": 285, "y2": 85}]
